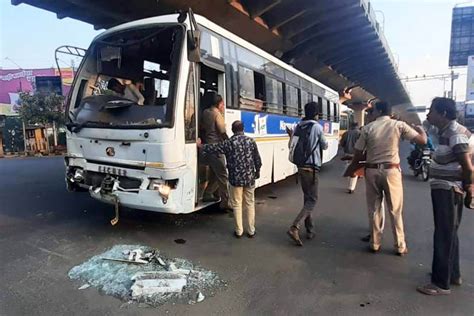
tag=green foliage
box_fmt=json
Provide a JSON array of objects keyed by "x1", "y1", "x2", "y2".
[{"x1": 18, "y1": 92, "x2": 65, "y2": 126}]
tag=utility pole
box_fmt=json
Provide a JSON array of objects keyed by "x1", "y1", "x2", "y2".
[
  {"x1": 22, "y1": 121, "x2": 28, "y2": 155},
  {"x1": 401, "y1": 72, "x2": 460, "y2": 99},
  {"x1": 6, "y1": 57, "x2": 30, "y2": 155}
]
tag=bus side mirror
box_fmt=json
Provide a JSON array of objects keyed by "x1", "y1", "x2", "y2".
[{"x1": 187, "y1": 29, "x2": 201, "y2": 62}]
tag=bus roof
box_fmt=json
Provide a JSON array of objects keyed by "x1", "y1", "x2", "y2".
[{"x1": 93, "y1": 14, "x2": 339, "y2": 101}]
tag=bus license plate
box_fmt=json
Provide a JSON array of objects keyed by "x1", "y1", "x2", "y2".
[{"x1": 98, "y1": 165, "x2": 127, "y2": 176}]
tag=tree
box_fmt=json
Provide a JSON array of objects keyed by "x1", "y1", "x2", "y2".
[
  {"x1": 18, "y1": 92, "x2": 65, "y2": 126},
  {"x1": 18, "y1": 92, "x2": 65, "y2": 148}
]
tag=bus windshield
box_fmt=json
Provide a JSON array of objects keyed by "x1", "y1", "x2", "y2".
[{"x1": 69, "y1": 24, "x2": 184, "y2": 129}]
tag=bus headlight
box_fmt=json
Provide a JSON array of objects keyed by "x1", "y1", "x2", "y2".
[
  {"x1": 149, "y1": 180, "x2": 171, "y2": 204},
  {"x1": 157, "y1": 184, "x2": 171, "y2": 203},
  {"x1": 73, "y1": 169, "x2": 85, "y2": 182}
]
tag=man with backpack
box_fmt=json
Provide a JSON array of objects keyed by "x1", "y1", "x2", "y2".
[{"x1": 286, "y1": 102, "x2": 328, "y2": 246}]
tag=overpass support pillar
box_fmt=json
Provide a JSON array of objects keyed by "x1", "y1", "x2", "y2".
[
  {"x1": 347, "y1": 103, "x2": 369, "y2": 126},
  {"x1": 353, "y1": 109, "x2": 365, "y2": 127}
]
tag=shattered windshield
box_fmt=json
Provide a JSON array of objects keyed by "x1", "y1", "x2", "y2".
[{"x1": 69, "y1": 24, "x2": 184, "y2": 128}]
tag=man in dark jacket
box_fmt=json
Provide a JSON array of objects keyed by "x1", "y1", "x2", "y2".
[
  {"x1": 198, "y1": 121, "x2": 262, "y2": 238},
  {"x1": 287, "y1": 102, "x2": 328, "y2": 246}
]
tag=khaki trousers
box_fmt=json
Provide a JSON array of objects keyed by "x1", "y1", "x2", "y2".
[
  {"x1": 365, "y1": 167, "x2": 406, "y2": 252},
  {"x1": 229, "y1": 185, "x2": 255, "y2": 235}
]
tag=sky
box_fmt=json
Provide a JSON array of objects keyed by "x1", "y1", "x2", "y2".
[
  {"x1": 0, "y1": 1, "x2": 99, "y2": 70},
  {"x1": 0, "y1": 0, "x2": 470, "y2": 107},
  {"x1": 371, "y1": 0, "x2": 469, "y2": 107}
]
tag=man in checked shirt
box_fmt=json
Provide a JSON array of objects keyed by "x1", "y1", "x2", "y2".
[{"x1": 198, "y1": 120, "x2": 262, "y2": 238}]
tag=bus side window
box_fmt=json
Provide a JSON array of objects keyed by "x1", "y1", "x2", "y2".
[
  {"x1": 265, "y1": 77, "x2": 284, "y2": 114},
  {"x1": 238, "y1": 65, "x2": 255, "y2": 100},
  {"x1": 285, "y1": 84, "x2": 299, "y2": 117},
  {"x1": 333, "y1": 103, "x2": 339, "y2": 122},
  {"x1": 300, "y1": 90, "x2": 308, "y2": 114},
  {"x1": 317, "y1": 97, "x2": 323, "y2": 119},
  {"x1": 326, "y1": 100, "x2": 331, "y2": 121},
  {"x1": 225, "y1": 63, "x2": 237, "y2": 109},
  {"x1": 297, "y1": 89, "x2": 303, "y2": 117},
  {"x1": 184, "y1": 66, "x2": 196, "y2": 143},
  {"x1": 254, "y1": 72, "x2": 265, "y2": 102}
]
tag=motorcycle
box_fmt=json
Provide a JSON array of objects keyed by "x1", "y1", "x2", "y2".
[{"x1": 409, "y1": 149, "x2": 431, "y2": 181}]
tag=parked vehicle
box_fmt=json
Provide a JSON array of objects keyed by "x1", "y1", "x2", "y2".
[{"x1": 64, "y1": 11, "x2": 342, "y2": 218}]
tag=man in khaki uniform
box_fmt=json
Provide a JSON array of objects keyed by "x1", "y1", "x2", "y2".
[
  {"x1": 200, "y1": 94, "x2": 230, "y2": 209},
  {"x1": 346, "y1": 101, "x2": 427, "y2": 255}
]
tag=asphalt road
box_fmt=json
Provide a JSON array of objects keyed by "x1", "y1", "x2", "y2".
[{"x1": 1, "y1": 150, "x2": 473, "y2": 315}]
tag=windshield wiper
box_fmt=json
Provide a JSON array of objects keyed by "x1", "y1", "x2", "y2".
[
  {"x1": 67, "y1": 119, "x2": 161, "y2": 132},
  {"x1": 66, "y1": 121, "x2": 110, "y2": 133}
]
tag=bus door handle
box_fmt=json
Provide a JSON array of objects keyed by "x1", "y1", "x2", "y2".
[{"x1": 121, "y1": 142, "x2": 131, "y2": 147}]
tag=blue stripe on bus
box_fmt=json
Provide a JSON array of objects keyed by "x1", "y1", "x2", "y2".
[{"x1": 240, "y1": 110, "x2": 333, "y2": 135}]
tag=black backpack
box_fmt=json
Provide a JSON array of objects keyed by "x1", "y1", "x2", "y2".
[{"x1": 289, "y1": 122, "x2": 319, "y2": 167}]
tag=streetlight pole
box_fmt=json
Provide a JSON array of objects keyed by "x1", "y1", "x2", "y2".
[{"x1": 4, "y1": 57, "x2": 23, "y2": 69}]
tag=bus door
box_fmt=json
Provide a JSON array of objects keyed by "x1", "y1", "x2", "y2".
[{"x1": 196, "y1": 62, "x2": 226, "y2": 206}]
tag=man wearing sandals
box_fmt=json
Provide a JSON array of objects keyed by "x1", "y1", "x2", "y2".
[
  {"x1": 417, "y1": 98, "x2": 473, "y2": 295},
  {"x1": 345, "y1": 101, "x2": 427, "y2": 255}
]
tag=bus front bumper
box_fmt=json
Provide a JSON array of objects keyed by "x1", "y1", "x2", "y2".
[{"x1": 88, "y1": 186, "x2": 189, "y2": 214}]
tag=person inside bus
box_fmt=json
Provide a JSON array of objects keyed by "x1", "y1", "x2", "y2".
[
  {"x1": 107, "y1": 78, "x2": 145, "y2": 105},
  {"x1": 197, "y1": 120, "x2": 262, "y2": 238},
  {"x1": 200, "y1": 93, "x2": 230, "y2": 210}
]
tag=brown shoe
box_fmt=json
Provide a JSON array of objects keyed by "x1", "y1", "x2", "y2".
[
  {"x1": 306, "y1": 232, "x2": 315, "y2": 240},
  {"x1": 287, "y1": 227, "x2": 303, "y2": 246}
]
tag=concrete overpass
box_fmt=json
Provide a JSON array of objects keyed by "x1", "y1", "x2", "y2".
[{"x1": 12, "y1": 0, "x2": 417, "y2": 122}]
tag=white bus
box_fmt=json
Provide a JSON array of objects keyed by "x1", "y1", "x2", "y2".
[{"x1": 65, "y1": 12, "x2": 341, "y2": 217}]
